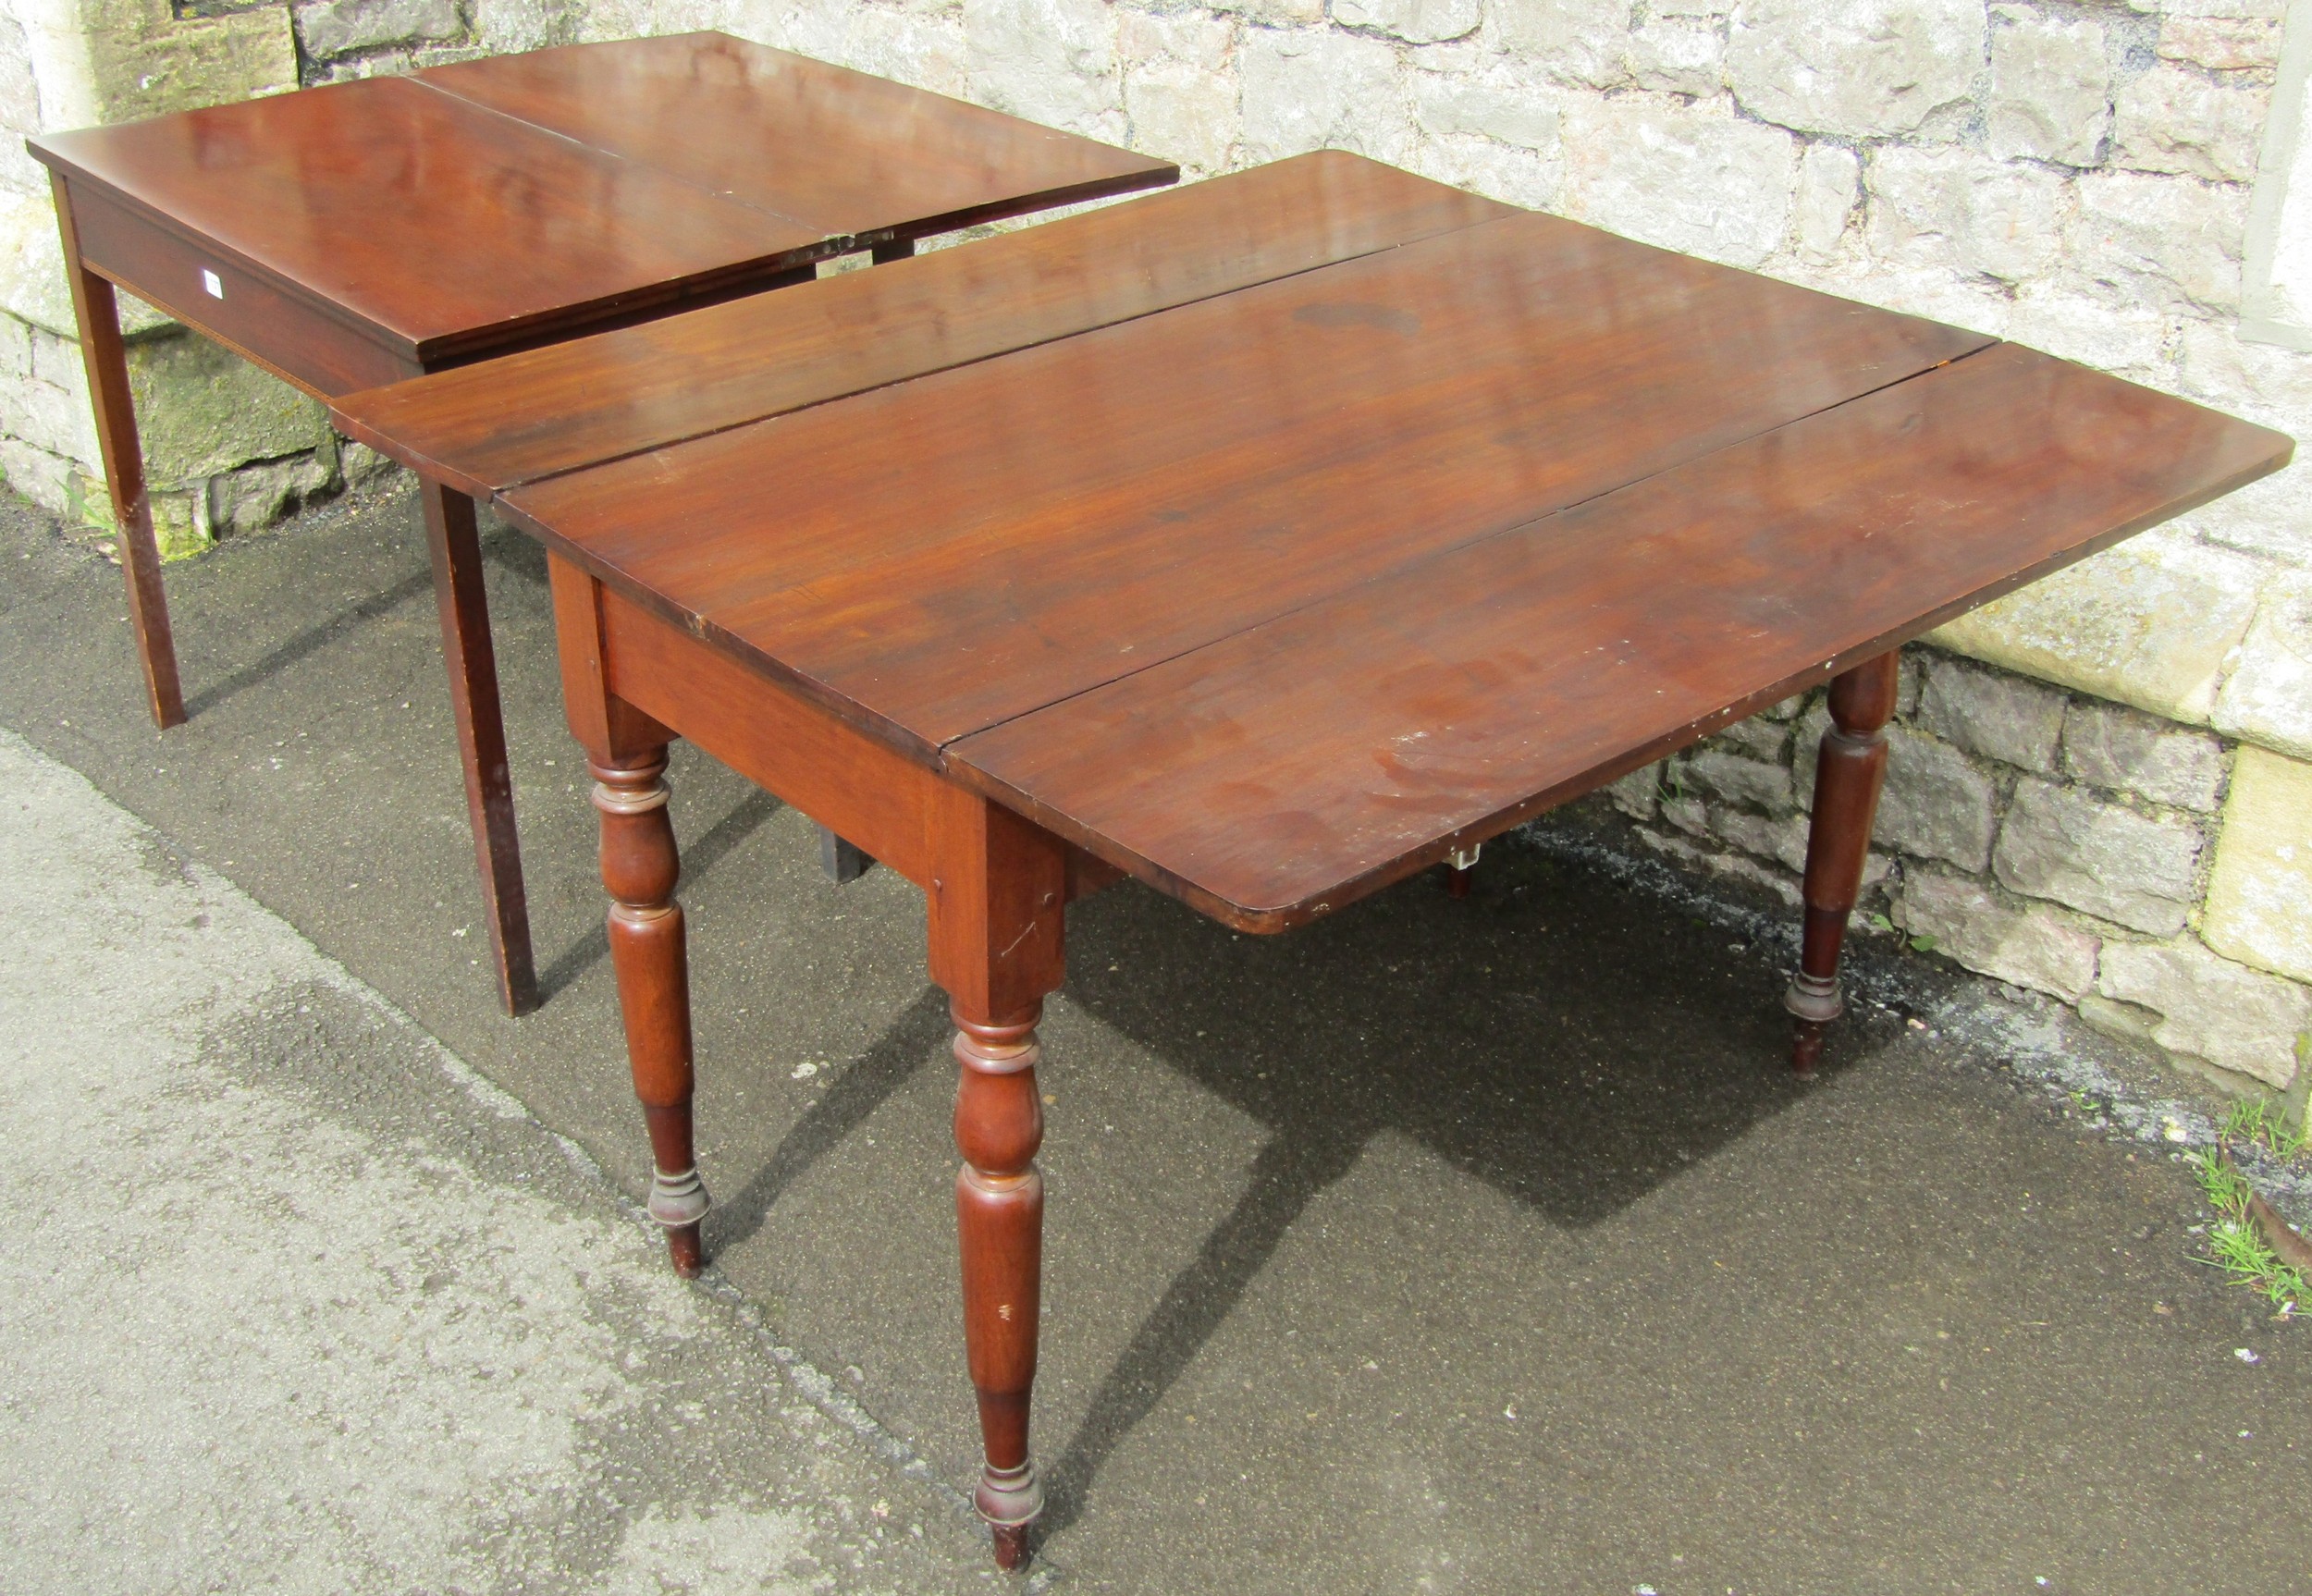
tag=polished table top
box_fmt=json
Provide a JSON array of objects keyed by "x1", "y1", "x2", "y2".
[
  {"x1": 336, "y1": 153, "x2": 2292, "y2": 929},
  {"x1": 336, "y1": 154, "x2": 1511, "y2": 493},
  {"x1": 29, "y1": 31, "x2": 1176, "y2": 365},
  {"x1": 29, "y1": 33, "x2": 1177, "y2": 1018}
]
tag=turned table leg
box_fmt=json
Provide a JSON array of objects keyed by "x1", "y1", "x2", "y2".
[
  {"x1": 595, "y1": 749, "x2": 708, "y2": 1274},
  {"x1": 1787, "y1": 652, "x2": 1899, "y2": 1074},
  {"x1": 552, "y1": 555, "x2": 707, "y2": 1275},
  {"x1": 953, "y1": 1002, "x2": 1047, "y2": 1570},
  {"x1": 928, "y1": 789, "x2": 1067, "y2": 1569},
  {"x1": 53, "y1": 173, "x2": 182, "y2": 729}
]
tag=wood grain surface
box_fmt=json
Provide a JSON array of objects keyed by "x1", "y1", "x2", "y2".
[
  {"x1": 497, "y1": 204, "x2": 1991, "y2": 748},
  {"x1": 419, "y1": 31, "x2": 1174, "y2": 241},
  {"x1": 341, "y1": 159, "x2": 2290, "y2": 930},
  {"x1": 947, "y1": 342, "x2": 2290, "y2": 927},
  {"x1": 31, "y1": 74, "x2": 816, "y2": 357},
  {"x1": 28, "y1": 33, "x2": 1174, "y2": 362},
  {"x1": 60, "y1": 177, "x2": 416, "y2": 394},
  {"x1": 332, "y1": 153, "x2": 1512, "y2": 497}
]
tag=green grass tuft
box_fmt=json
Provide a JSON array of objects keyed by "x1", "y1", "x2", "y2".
[
  {"x1": 2187, "y1": 1148, "x2": 2305, "y2": 1316},
  {"x1": 2220, "y1": 1097, "x2": 2310, "y2": 1162}
]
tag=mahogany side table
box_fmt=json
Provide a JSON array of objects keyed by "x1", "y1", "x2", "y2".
[
  {"x1": 335, "y1": 154, "x2": 2290, "y2": 1567},
  {"x1": 27, "y1": 31, "x2": 1175, "y2": 1013}
]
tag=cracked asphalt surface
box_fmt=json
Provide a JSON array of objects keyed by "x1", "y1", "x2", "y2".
[{"x1": 1, "y1": 484, "x2": 2306, "y2": 1593}]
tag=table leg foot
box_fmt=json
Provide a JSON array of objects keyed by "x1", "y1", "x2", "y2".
[
  {"x1": 1784, "y1": 967, "x2": 1840, "y2": 1075},
  {"x1": 990, "y1": 1521, "x2": 1031, "y2": 1572},
  {"x1": 818, "y1": 823, "x2": 876, "y2": 884},
  {"x1": 1787, "y1": 653, "x2": 1897, "y2": 1074},
  {"x1": 649, "y1": 1159, "x2": 709, "y2": 1277},
  {"x1": 1789, "y1": 1019, "x2": 1828, "y2": 1075}
]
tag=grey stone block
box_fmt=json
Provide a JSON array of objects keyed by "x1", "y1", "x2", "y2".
[
  {"x1": 1792, "y1": 700, "x2": 1829, "y2": 804},
  {"x1": 1715, "y1": 805, "x2": 1888, "y2": 887},
  {"x1": 338, "y1": 440, "x2": 405, "y2": 494},
  {"x1": 0, "y1": 313, "x2": 30, "y2": 381},
  {"x1": 1636, "y1": 827, "x2": 1802, "y2": 907},
  {"x1": 1877, "y1": 728, "x2": 1999, "y2": 872},
  {"x1": 2213, "y1": 574, "x2": 2312, "y2": 765},
  {"x1": 1712, "y1": 714, "x2": 1790, "y2": 762},
  {"x1": 1726, "y1": 0, "x2": 1981, "y2": 140},
  {"x1": 1681, "y1": 748, "x2": 1794, "y2": 813},
  {"x1": 296, "y1": 0, "x2": 463, "y2": 59},
  {"x1": 473, "y1": 0, "x2": 582, "y2": 53},
  {"x1": 204, "y1": 453, "x2": 335, "y2": 540},
  {"x1": 1896, "y1": 868, "x2": 2100, "y2": 1001},
  {"x1": 1794, "y1": 142, "x2": 1860, "y2": 261},
  {"x1": 1605, "y1": 762, "x2": 1659, "y2": 821},
  {"x1": 1987, "y1": 6, "x2": 2110, "y2": 166},
  {"x1": 1557, "y1": 96, "x2": 1797, "y2": 270},
  {"x1": 2097, "y1": 937, "x2": 2312, "y2": 1088},
  {"x1": 1660, "y1": 792, "x2": 1709, "y2": 837},
  {"x1": 128, "y1": 330, "x2": 328, "y2": 486},
  {"x1": 2113, "y1": 64, "x2": 2264, "y2": 187},
  {"x1": 1916, "y1": 657, "x2": 2065, "y2": 774},
  {"x1": 0, "y1": 436, "x2": 75, "y2": 516},
  {"x1": 1992, "y1": 779, "x2": 2203, "y2": 937},
  {"x1": 1711, "y1": 805, "x2": 1794, "y2": 866},
  {"x1": 2060, "y1": 699, "x2": 2226, "y2": 812},
  {"x1": 1331, "y1": 0, "x2": 1480, "y2": 44},
  {"x1": 0, "y1": 370, "x2": 93, "y2": 463}
]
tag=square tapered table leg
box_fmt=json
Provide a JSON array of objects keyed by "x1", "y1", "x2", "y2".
[{"x1": 53, "y1": 174, "x2": 183, "y2": 731}]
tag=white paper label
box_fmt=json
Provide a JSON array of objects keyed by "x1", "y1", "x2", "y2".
[{"x1": 201, "y1": 268, "x2": 223, "y2": 299}]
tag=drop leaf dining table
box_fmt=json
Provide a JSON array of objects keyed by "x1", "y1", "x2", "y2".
[
  {"x1": 332, "y1": 153, "x2": 2291, "y2": 1568},
  {"x1": 26, "y1": 31, "x2": 1175, "y2": 1015}
]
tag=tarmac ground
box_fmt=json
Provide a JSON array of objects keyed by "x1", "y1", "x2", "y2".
[
  {"x1": 0, "y1": 483, "x2": 2305, "y2": 1594},
  {"x1": 0, "y1": 720, "x2": 998, "y2": 1595}
]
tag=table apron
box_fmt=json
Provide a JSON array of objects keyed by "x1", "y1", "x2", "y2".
[
  {"x1": 63, "y1": 176, "x2": 411, "y2": 398},
  {"x1": 596, "y1": 583, "x2": 945, "y2": 888}
]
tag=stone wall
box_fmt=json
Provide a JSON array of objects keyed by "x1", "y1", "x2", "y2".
[
  {"x1": 0, "y1": 0, "x2": 362, "y2": 555},
  {"x1": 0, "y1": 0, "x2": 2306, "y2": 1086}
]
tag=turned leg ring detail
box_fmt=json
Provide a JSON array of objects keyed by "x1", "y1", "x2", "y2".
[
  {"x1": 648, "y1": 1164, "x2": 710, "y2": 1228},
  {"x1": 1783, "y1": 969, "x2": 1843, "y2": 1024}
]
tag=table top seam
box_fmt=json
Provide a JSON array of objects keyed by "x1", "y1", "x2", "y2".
[
  {"x1": 404, "y1": 71, "x2": 833, "y2": 243},
  {"x1": 33, "y1": 73, "x2": 842, "y2": 355},
  {"x1": 932, "y1": 338, "x2": 2005, "y2": 764},
  {"x1": 486, "y1": 206, "x2": 1521, "y2": 497}
]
